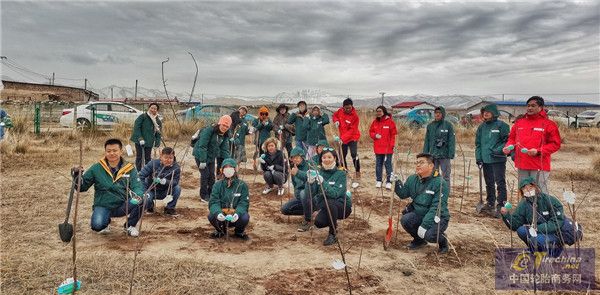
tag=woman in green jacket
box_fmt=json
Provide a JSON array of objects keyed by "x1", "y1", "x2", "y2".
[{"x1": 130, "y1": 103, "x2": 162, "y2": 171}]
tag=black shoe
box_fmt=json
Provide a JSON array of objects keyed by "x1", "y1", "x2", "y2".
[
  {"x1": 407, "y1": 239, "x2": 427, "y2": 250},
  {"x1": 210, "y1": 231, "x2": 225, "y2": 239},
  {"x1": 145, "y1": 207, "x2": 155, "y2": 214},
  {"x1": 200, "y1": 197, "x2": 209, "y2": 203},
  {"x1": 163, "y1": 208, "x2": 178, "y2": 216},
  {"x1": 438, "y1": 240, "x2": 449, "y2": 254},
  {"x1": 234, "y1": 232, "x2": 250, "y2": 241},
  {"x1": 323, "y1": 234, "x2": 337, "y2": 246}
]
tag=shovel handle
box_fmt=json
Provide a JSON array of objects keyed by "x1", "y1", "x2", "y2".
[{"x1": 64, "y1": 179, "x2": 77, "y2": 224}]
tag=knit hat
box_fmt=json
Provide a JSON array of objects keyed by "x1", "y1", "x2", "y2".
[
  {"x1": 258, "y1": 106, "x2": 269, "y2": 115},
  {"x1": 290, "y1": 146, "x2": 305, "y2": 157},
  {"x1": 221, "y1": 158, "x2": 237, "y2": 168},
  {"x1": 519, "y1": 176, "x2": 536, "y2": 190},
  {"x1": 238, "y1": 106, "x2": 248, "y2": 113},
  {"x1": 218, "y1": 115, "x2": 232, "y2": 128}
]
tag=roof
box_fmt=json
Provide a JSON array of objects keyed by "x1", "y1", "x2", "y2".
[
  {"x1": 490, "y1": 100, "x2": 600, "y2": 107},
  {"x1": 391, "y1": 101, "x2": 433, "y2": 108},
  {"x1": 2, "y1": 79, "x2": 99, "y2": 98}
]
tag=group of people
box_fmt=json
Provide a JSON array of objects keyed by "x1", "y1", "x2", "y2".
[{"x1": 72, "y1": 96, "x2": 581, "y2": 254}]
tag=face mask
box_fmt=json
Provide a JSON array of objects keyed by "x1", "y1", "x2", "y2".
[
  {"x1": 523, "y1": 189, "x2": 536, "y2": 198},
  {"x1": 322, "y1": 162, "x2": 336, "y2": 170},
  {"x1": 223, "y1": 167, "x2": 236, "y2": 178}
]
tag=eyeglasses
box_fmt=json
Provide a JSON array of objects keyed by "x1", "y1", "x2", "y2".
[{"x1": 260, "y1": 112, "x2": 268, "y2": 116}]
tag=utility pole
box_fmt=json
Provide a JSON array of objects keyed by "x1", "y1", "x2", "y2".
[
  {"x1": 502, "y1": 94, "x2": 505, "y2": 101},
  {"x1": 379, "y1": 92, "x2": 385, "y2": 106},
  {"x1": 134, "y1": 80, "x2": 138, "y2": 101},
  {"x1": 51, "y1": 72, "x2": 55, "y2": 85},
  {"x1": 111, "y1": 87, "x2": 114, "y2": 99}
]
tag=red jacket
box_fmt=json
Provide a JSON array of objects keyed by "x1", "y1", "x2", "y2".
[
  {"x1": 332, "y1": 107, "x2": 361, "y2": 144},
  {"x1": 505, "y1": 110, "x2": 561, "y2": 171},
  {"x1": 369, "y1": 115, "x2": 397, "y2": 154}
]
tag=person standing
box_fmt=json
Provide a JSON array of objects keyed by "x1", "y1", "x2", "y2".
[
  {"x1": 475, "y1": 104, "x2": 510, "y2": 217},
  {"x1": 253, "y1": 106, "x2": 273, "y2": 151},
  {"x1": 288, "y1": 101, "x2": 309, "y2": 150},
  {"x1": 230, "y1": 107, "x2": 251, "y2": 165},
  {"x1": 305, "y1": 105, "x2": 330, "y2": 159},
  {"x1": 369, "y1": 106, "x2": 397, "y2": 189},
  {"x1": 130, "y1": 103, "x2": 162, "y2": 171},
  {"x1": 422, "y1": 106, "x2": 455, "y2": 186},
  {"x1": 273, "y1": 104, "x2": 294, "y2": 157},
  {"x1": 332, "y1": 98, "x2": 361, "y2": 179},
  {"x1": 502, "y1": 96, "x2": 561, "y2": 194}
]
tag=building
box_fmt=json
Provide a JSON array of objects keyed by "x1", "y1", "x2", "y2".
[
  {"x1": 391, "y1": 101, "x2": 436, "y2": 110},
  {"x1": 1, "y1": 80, "x2": 98, "y2": 102},
  {"x1": 490, "y1": 100, "x2": 600, "y2": 117}
]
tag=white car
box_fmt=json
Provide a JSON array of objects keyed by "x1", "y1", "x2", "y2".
[
  {"x1": 575, "y1": 110, "x2": 600, "y2": 128},
  {"x1": 60, "y1": 102, "x2": 143, "y2": 129},
  {"x1": 546, "y1": 110, "x2": 577, "y2": 128}
]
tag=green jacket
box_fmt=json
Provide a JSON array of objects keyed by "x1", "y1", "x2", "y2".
[
  {"x1": 193, "y1": 125, "x2": 230, "y2": 164},
  {"x1": 130, "y1": 113, "x2": 162, "y2": 147},
  {"x1": 305, "y1": 114, "x2": 330, "y2": 145},
  {"x1": 423, "y1": 107, "x2": 455, "y2": 159},
  {"x1": 79, "y1": 158, "x2": 143, "y2": 209},
  {"x1": 310, "y1": 167, "x2": 350, "y2": 208},
  {"x1": 501, "y1": 193, "x2": 564, "y2": 234},
  {"x1": 475, "y1": 104, "x2": 510, "y2": 164},
  {"x1": 232, "y1": 119, "x2": 250, "y2": 147},
  {"x1": 394, "y1": 171, "x2": 450, "y2": 230},
  {"x1": 288, "y1": 112, "x2": 308, "y2": 142},
  {"x1": 291, "y1": 159, "x2": 309, "y2": 194},
  {"x1": 252, "y1": 118, "x2": 273, "y2": 148},
  {"x1": 208, "y1": 177, "x2": 250, "y2": 216}
]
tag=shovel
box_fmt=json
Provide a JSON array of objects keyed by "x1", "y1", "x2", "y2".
[
  {"x1": 475, "y1": 164, "x2": 484, "y2": 214},
  {"x1": 58, "y1": 180, "x2": 76, "y2": 243}
]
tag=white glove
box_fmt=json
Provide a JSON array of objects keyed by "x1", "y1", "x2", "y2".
[
  {"x1": 375, "y1": 134, "x2": 382, "y2": 139},
  {"x1": 334, "y1": 121, "x2": 340, "y2": 127},
  {"x1": 199, "y1": 162, "x2": 207, "y2": 169},
  {"x1": 160, "y1": 178, "x2": 167, "y2": 185},
  {"x1": 267, "y1": 165, "x2": 274, "y2": 171},
  {"x1": 232, "y1": 213, "x2": 239, "y2": 222},
  {"x1": 0, "y1": 122, "x2": 5, "y2": 127},
  {"x1": 139, "y1": 140, "x2": 146, "y2": 146},
  {"x1": 389, "y1": 172, "x2": 398, "y2": 183},
  {"x1": 315, "y1": 175, "x2": 324, "y2": 184},
  {"x1": 307, "y1": 170, "x2": 317, "y2": 183},
  {"x1": 263, "y1": 121, "x2": 269, "y2": 126},
  {"x1": 258, "y1": 158, "x2": 266, "y2": 164},
  {"x1": 217, "y1": 213, "x2": 226, "y2": 222},
  {"x1": 277, "y1": 129, "x2": 282, "y2": 134},
  {"x1": 248, "y1": 126, "x2": 256, "y2": 134},
  {"x1": 417, "y1": 226, "x2": 427, "y2": 239}
]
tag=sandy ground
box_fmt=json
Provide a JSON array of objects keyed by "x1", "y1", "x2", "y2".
[{"x1": 1, "y1": 130, "x2": 599, "y2": 294}]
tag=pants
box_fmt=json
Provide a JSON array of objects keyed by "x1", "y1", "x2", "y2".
[
  {"x1": 281, "y1": 189, "x2": 315, "y2": 221},
  {"x1": 516, "y1": 225, "x2": 563, "y2": 257},
  {"x1": 342, "y1": 141, "x2": 360, "y2": 172},
  {"x1": 135, "y1": 143, "x2": 153, "y2": 171},
  {"x1": 314, "y1": 200, "x2": 352, "y2": 235},
  {"x1": 518, "y1": 170, "x2": 550, "y2": 194},
  {"x1": 482, "y1": 162, "x2": 507, "y2": 207},
  {"x1": 434, "y1": 158, "x2": 452, "y2": 187},
  {"x1": 264, "y1": 170, "x2": 285, "y2": 187},
  {"x1": 208, "y1": 212, "x2": 250, "y2": 234},
  {"x1": 197, "y1": 159, "x2": 216, "y2": 201},
  {"x1": 0, "y1": 125, "x2": 5, "y2": 140},
  {"x1": 375, "y1": 154, "x2": 393, "y2": 182},
  {"x1": 233, "y1": 145, "x2": 247, "y2": 163},
  {"x1": 400, "y1": 211, "x2": 448, "y2": 246},
  {"x1": 146, "y1": 186, "x2": 181, "y2": 210},
  {"x1": 91, "y1": 201, "x2": 141, "y2": 231}
]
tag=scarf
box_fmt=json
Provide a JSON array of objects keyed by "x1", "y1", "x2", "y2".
[{"x1": 147, "y1": 111, "x2": 160, "y2": 133}]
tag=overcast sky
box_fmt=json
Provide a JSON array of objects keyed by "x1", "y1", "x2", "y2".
[{"x1": 1, "y1": 0, "x2": 599, "y2": 101}]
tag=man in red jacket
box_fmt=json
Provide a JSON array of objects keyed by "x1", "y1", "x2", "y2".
[
  {"x1": 332, "y1": 98, "x2": 362, "y2": 180},
  {"x1": 502, "y1": 96, "x2": 561, "y2": 193}
]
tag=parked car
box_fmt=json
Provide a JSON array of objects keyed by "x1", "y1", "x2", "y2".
[
  {"x1": 178, "y1": 104, "x2": 256, "y2": 122},
  {"x1": 575, "y1": 110, "x2": 600, "y2": 128},
  {"x1": 546, "y1": 110, "x2": 577, "y2": 128},
  {"x1": 60, "y1": 102, "x2": 143, "y2": 129},
  {"x1": 460, "y1": 108, "x2": 515, "y2": 127},
  {"x1": 393, "y1": 107, "x2": 458, "y2": 128}
]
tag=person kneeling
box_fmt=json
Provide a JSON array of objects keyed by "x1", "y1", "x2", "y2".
[
  {"x1": 500, "y1": 177, "x2": 565, "y2": 257},
  {"x1": 393, "y1": 153, "x2": 450, "y2": 253},
  {"x1": 139, "y1": 147, "x2": 181, "y2": 216},
  {"x1": 72, "y1": 138, "x2": 144, "y2": 237},
  {"x1": 258, "y1": 137, "x2": 288, "y2": 196},
  {"x1": 309, "y1": 149, "x2": 351, "y2": 246},
  {"x1": 281, "y1": 147, "x2": 316, "y2": 232},
  {"x1": 207, "y1": 158, "x2": 250, "y2": 240}
]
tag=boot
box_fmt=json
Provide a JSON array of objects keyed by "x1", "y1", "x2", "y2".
[
  {"x1": 407, "y1": 238, "x2": 427, "y2": 250},
  {"x1": 323, "y1": 234, "x2": 337, "y2": 246},
  {"x1": 297, "y1": 220, "x2": 311, "y2": 232},
  {"x1": 438, "y1": 239, "x2": 449, "y2": 254}
]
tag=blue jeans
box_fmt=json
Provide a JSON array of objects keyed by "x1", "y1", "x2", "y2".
[
  {"x1": 146, "y1": 185, "x2": 181, "y2": 210},
  {"x1": 208, "y1": 212, "x2": 250, "y2": 234},
  {"x1": 375, "y1": 154, "x2": 393, "y2": 182},
  {"x1": 91, "y1": 201, "x2": 141, "y2": 231},
  {"x1": 0, "y1": 125, "x2": 4, "y2": 140},
  {"x1": 516, "y1": 225, "x2": 563, "y2": 257},
  {"x1": 281, "y1": 189, "x2": 315, "y2": 221}
]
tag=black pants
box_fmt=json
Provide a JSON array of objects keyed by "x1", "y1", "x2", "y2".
[
  {"x1": 341, "y1": 141, "x2": 360, "y2": 172},
  {"x1": 196, "y1": 158, "x2": 215, "y2": 201},
  {"x1": 400, "y1": 211, "x2": 448, "y2": 246},
  {"x1": 314, "y1": 200, "x2": 352, "y2": 235},
  {"x1": 135, "y1": 143, "x2": 153, "y2": 171},
  {"x1": 482, "y1": 162, "x2": 507, "y2": 207}
]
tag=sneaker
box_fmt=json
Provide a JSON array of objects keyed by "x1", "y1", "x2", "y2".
[
  {"x1": 200, "y1": 196, "x2": 209, "y2": 203},
  {"x1": 262, "y1": 187, "x2": 273, "y2": 195},
  {"x1": 234, "y1": 232, "x2": 250, "y2": 241},
  {"x1": 98, "y1": 225, "x2": 111, "y2": 235},
  {"x1": 277, "y1": 187, "x2": 285, "y2": 196},
  {"x1": 323, "y1": 234, "x2": 337, "y2": 246},
  {"x1": 385, "y1": 182, "x2": 392, "y2": 190},
  {"x1": 145, "y1": 207, "x2": 155, "y2": 215},
  {"x1": 297, "y1": 220, "x2": 311, "y2": 232},
  {"x1": 210, "y1": 231, "x2": 225, "y2": 239},
  {"x1": 375, "y1": 181, "x2": 382, "y2": 188},
  {"x1": 163, "y1": 208, "x2": 178, "y2": 216},
  {"x1": 438, "y1": 240, "x2": 449, "y2": 254},
  {"x1": 407, "y1": 239, "x2": 427, "y2": 250},
  {"x1": 126, "y1": 226, "x2": 139, "y2": 237}
]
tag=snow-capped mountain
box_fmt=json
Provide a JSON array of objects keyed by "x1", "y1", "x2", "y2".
[{"x1": 273, "y1": 89, "x2": 348, "y2": 105}]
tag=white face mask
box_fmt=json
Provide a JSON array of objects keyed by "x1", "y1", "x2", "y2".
[
  {"x1": 524, "y1": 189, "x2": 536, "y2": 198},
  {"x1": 223, "y1": 167, "x2": 236, "y2": 178}
]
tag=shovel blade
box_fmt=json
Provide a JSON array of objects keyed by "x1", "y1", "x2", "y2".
[
  {"x1": 58, "y1": 223, "x2": 73, "y2": 243},
  {"x1": 475, "y1": 202, "x2": 485, "y2": 214}
]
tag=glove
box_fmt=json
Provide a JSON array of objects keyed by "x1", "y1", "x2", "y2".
[
  {"x1": 315, "y1": 175, "x2": 324, "y2": 184},
  {"x1": 307, "y1": 170, "x2": 317, "y2": 183},
  {"x1": 231, "y1": 213, "x2": 239, "y2": 222},
  {"x1": 229, "y1": 137, "x2": 235, "y2": 142},
  {"x1": 71, "y1": 167, "x2": 83, "y2": 179},
  {"x1": 267, "y1": 165, "x2": 274, "y2": 171},
  {"x1": 375, "y1": 134, "x2": 382, "y2": 139},
  {"x1": 153, "y1": 177, "x2": 167, "y2": 185},
  {"x1": 333, "y1": 135, "x2": 341, "y2": 143},
  {"x1": 258, "y1": 157, "x2": 266, "y2": 164},
  {"x1": 217, "y1": 213, "x2": 226, "y2": 222},
  {"x1": 417, "y1": 226, "x2": 427, "y2": 239},
  {"x1": 139, "y1": 140, "x2": 145, "y2": 146},
  {"x1": 476, "y1": 161, "x2": 483, "y2": 167},
  {"x1": 263, "y1": 121, "x2": 269, "y2": 126},
  {"x1": 277, "y1": 129, "x2": 282, "y2": 135},
  {"x1": 198, "y1": 162, "x2": 207, "y2": 169},
  {"x1": 225, "y1": 215, "x2": 234, "y2": 222},
  {"x1": 334, "y1": 121, "x2": 340, "y2": 127},
  {"x1": 248, "y1": 126, "x2": 256, "y2": 134},
  {"x1": 389, "y1": 172, "x2": 398, "y2": 183}
]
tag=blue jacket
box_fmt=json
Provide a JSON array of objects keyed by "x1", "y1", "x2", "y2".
[{"x1": 138, "y1": 159, "x2": 181, "y2": 192}]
